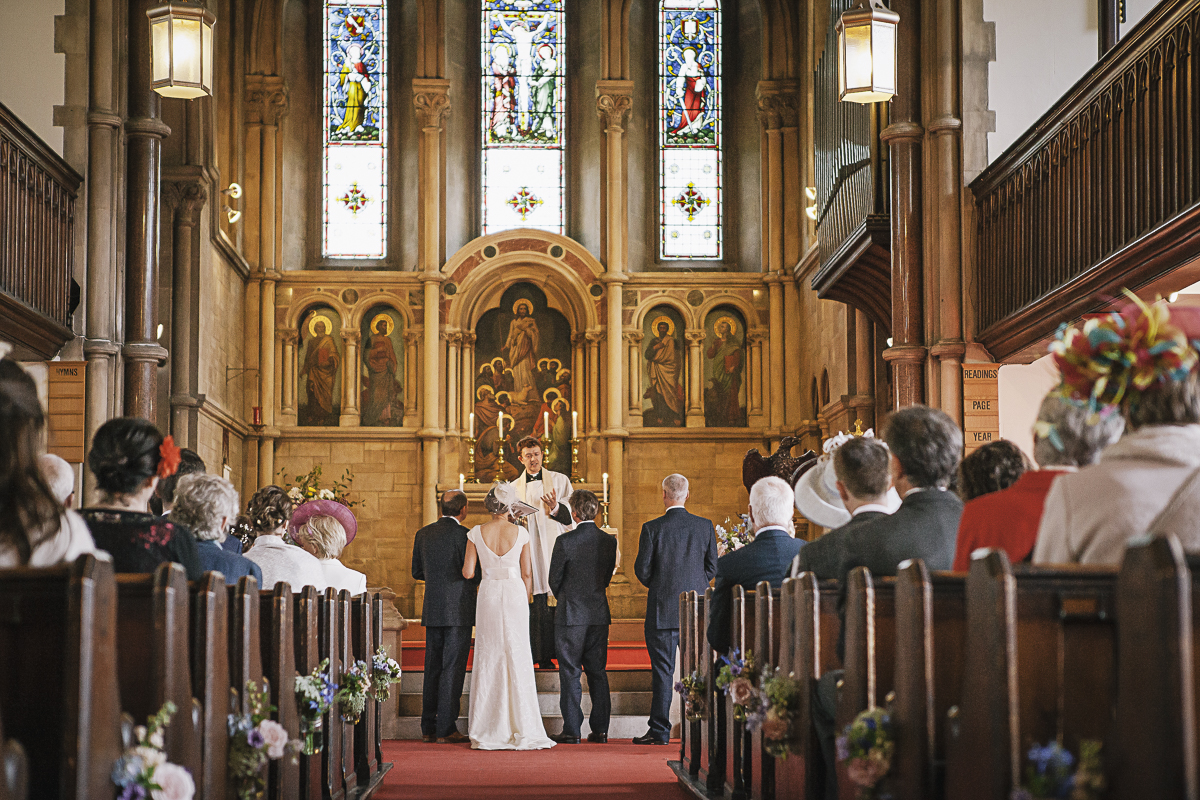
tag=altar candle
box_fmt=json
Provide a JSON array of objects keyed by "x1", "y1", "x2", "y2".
[
  {"x1": 544, "y1": 411, "x2": 550, "y2": 438},
  {"x1": 459, "y1": 473, "x2": 464, "y2": 491},
  {"x1": 602, "y1": 473, "x2": 609, "y2": 503},
  {"x1": 469, "y1": 412, "x2": 475, "y2": 439},
  {"x1": 572, "y1": 410, "x2": 579, "y2": 439},
  {"x1": 498, "y1": 414, "x2": 504, "y2": 439}
]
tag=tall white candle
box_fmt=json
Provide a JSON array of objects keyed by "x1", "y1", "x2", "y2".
[
  {"x1": 544, "y1": 411, "x2": 550, "y2": 438},
  {"x1": 459, "y1": 473, "x2": 464, "y2": 491},
  {"x1": 602, "y1": 472, "x2": 609, "y2": 503},
  {"x1": 469, "y1": 412, "x2": 475, "y2": 439},
  {"x1": 572, "y1": 410, "x2": 579, "y2": 439},
  {"x1": 498, "y1": 414, "x2": 504, "y2": 440}
]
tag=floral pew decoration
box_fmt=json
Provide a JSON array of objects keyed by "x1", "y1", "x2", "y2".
[
  {"x1": 673, "y1": 670, "x2": 707, "y2": 721},
  {"x1": 370, "y1": 647, "x2": 403, "y2": 702},
  {"x1": 715, "y1": 648, "x2": 760, "y2": 722},
  {"x1": 749, "y1": 669, "x2": 802, "y2": 759},
  {"x1": 111, "y1": 701, "x2": 195, "y2": 800},
  {"x1": 837, "y1": 707, "x2": 893, "y2": 799},
  {"x1": 337, "y1": 660, "x2": 372, "y2": 724},
  {"x1": 1010, "y1": 740, "x2": 1104, "y2": 800},
  {"x1": 228, "y1": 682, "x2": 298, "y2": 800},
  {"x1": 294, "y1": 659, "x2": 338, "y2": 755}
]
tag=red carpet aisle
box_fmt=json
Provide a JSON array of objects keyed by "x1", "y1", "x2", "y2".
[{"x1": 376, "y1": 740, "x2": 693, "y2": 800}]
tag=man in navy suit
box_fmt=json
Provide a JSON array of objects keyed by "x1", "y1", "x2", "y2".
[
  {"x1": 411, "y1": 490, "x2": 479, "y2": 743},
  {"x1": 706, "y1": 476, "x2": 805, "y2": 657},
  {"x1": 548, "y1": 490, "x2": 618, "y2": 744},
  {"x1": 633, "y1": 473, "x2": 718, "y2": 745}
]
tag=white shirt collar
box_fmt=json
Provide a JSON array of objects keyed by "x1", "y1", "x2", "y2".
[
  {"x1": 667, "y1": 505, "x2": 686, "y2": 511},
  {"x1": 755, "y1": 526, "x2": 788, "y2": 536},
  {"x1": 904, "y1": 486, "x2": 947, "y2": 497},
  {"x1": 851, "y1": 503, "x2": 891, "y2": 516}
]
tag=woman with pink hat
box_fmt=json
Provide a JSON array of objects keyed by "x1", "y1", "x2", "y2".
[{"x1": 291, "y1": 498, "x2": 367, "y2": 594}]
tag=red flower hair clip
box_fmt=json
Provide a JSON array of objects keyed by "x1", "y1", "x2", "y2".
[{"x1": 157, "y1": 436, "x2": 182, "y2": 479}]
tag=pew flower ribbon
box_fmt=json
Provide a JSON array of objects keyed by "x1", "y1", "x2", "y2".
[
  {"x1": 294, "y1": 658, "x2": 338, "y2": 755},
  {"x1": 228, "y1": 681, "x2": 299, "y2": 800},
  {"x1": 338, "y1": 660, "x2": 372, "y2": 724},
  {"x1": 837, "y1": 707, "x2": 894, "y2": 800},
  {"x1": 715, "y1": 649, "x2": 762, "y2": 722},
  {"x1": 673, "y1": 670, "x2": 707, "y2": 721},
  {"x1": 1010, "y1": 740, "x2": 1105, "y2": 800},
  {"x1": 111, "y1": 701, "x2": 195, "y2": 800},
  {"x1": 370, "y1": 646, "x2": 403, "y2": 702}
]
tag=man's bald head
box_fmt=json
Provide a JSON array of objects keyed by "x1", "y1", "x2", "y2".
[{"x1": 440, "y1": 490, "x2": 468, "y2": 520}]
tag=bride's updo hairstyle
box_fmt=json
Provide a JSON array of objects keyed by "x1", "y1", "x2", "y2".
[{"x1": 484, "y1": 482, "x2": 517, "y2": 516}]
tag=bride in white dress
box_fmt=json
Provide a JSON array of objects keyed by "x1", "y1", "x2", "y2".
[{"x1": 461, "y1": 482, "x2": 555, "y2": 751}]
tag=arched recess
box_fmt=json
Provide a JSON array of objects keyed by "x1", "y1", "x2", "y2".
[
  {"x1": 351, "y1": 298, "x2": 414, "y2": 428},
  {"x1": 633, "y1": 295, "x2": 697, "y2": 330}
]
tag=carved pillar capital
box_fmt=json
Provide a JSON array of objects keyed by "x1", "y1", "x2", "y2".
[
  {"x1": 404, "y1": 329, "x2": 422, "y2": 346},
  {"x1": 622, "y1": 330, "x2": 644, "y2": 345},
  {"x1": 684, "y1": 330, "x2": 707, "y2": 344},
  {"x1": 756, "y1": 81, "x2": 800, "y2": 131},
  {"x1": 444, "y1": 331, "x2": 464, "y2": 346},
  {"x1": 746, "y1": 330, "x2": 767, "y2": 346},
  {"x1": 413, "y1": 78, "x2": 452, "y2": 129},
  {"x1": 163, "y1": 178, "x2": 208, "y2": 226},
  {"x1": 281, "y1": 329, "x2": 300, "y2": 346},
  {"x1": 585, "y1": 331, "x2": 605, "y2": 345},
  {"x1": 341, "y1": 330, "x2": 362, "y2": 345},
  {"x1": 461, "y1": 331, "x2": 477, "y2": 347},
  {"x1": 595, "y1": 80, "x2": 634, "y2": 133},
  {"x1": 246, "y1": 75, "x2": 289, "y2": 126}
]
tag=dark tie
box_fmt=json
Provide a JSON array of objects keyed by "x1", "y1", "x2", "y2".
[{"x1": 526, "y1": 472, "x2": 543, "y2": 483}]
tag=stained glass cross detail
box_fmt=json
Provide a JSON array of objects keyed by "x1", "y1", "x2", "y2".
[
  {"x1": 671, "y1": 182, "x2": 711, "y2": 221},
  {"x1": 507, "y1": 187, "x2": 544, "y2": 220},
  {"x1": 338, "y1": 182, "x2": 371, "y2": 214}
]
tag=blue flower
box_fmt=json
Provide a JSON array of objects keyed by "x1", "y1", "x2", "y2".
[
  {"x1": 118, "y1": 784, "x2": 148, "y2": 800},
  {"x1": 111, "y1": 755, "x2": 144, "y2": 787},
  {"x1": 247, "y1": 728, "x2": 265, "y2": 749},
  {"x1": 835, "y1": 735, "x2": 849, "y2": 762}
]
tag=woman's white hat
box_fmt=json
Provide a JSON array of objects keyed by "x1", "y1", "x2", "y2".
[{"x1": 793, "y1": 429, "x2": 901, "y2": 529}]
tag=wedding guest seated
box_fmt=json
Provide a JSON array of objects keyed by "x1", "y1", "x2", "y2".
[
  {"x1": 244, "y1": 485, "x2": 327, "y2": 592},
  {"x1": 154, "y1": 447, "x2": 203, "y2": 516},
  {"x1": 953, "y1": 393, "x2": 1123, "y2": 570},
  {"x1": 706, "y1": 476, "x2": 804, "y2": 656},
  {"x1": 81, "y1": 417, "x2": 202, "y2": 580},
  {"x1": 38, "y1": 453, "x2": 76, "y2": 507},
  {"x1": 0, "y1": 358, "x2": 96, "y2": 567},
  {"x1": 171, "y1": 472, "x2": 263, "y2": 584},
  {"x1": 1035, "y1": 301, "x2": 1200, "y2": 564},
  {"x1": 793, "y1": 429, "x2": 901, "y2": 536},
  {"x1": 291, "y1": 499, "x2": 366, "y2": 594},
  {"x1": 958, "y1": 440, "x2": 1031, "y2": 502}
]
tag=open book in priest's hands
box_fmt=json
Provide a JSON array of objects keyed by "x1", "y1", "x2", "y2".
[{"x1": 507, "y1": 499, "x2": 541, "y2": 520}]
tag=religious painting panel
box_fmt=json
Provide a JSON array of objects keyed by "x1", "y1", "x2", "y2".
[
  {"x1": 703, "y1": 306, "x2": 747, "y2": 427},
  {"x1": 640, "y1": 305, "x2": 687, "y2": 428},
  {"x1": 298, "y1": 306, "x2": 344, "y2": 427},
  {"x1": 472, "y1": 283, "x2": 573, "y2": 481},
  {"x1": 359, "y1": 306, "x2": 404, "y2": 427},
  {"x1": 660, "y1": 0, "x2": 722, "y2": 259},
  {"x1": 480, "y1": 0, "x2": 565, "y2": 235},
  {"x1": 323, "y1": 0, "x2": 387, "y2": 258}
]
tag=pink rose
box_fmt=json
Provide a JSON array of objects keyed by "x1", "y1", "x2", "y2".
[
  {"x1": 729, "y1": 678, "x2": 754, "y2": 706},
  {"x1": 847, "y1": 756, "x2": 888, "y2": 788},
  {"x1": 257, "y1": 719, "x2": 290, "y2": 759},
  {"x1": 150, "y1": 762, "x2": 195, "y2": 800},
  {"x1": 760, "y1": 716, "x2": 788, "y2": 741}
]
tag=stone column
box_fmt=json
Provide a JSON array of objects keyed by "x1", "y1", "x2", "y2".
[
  {"x1": 882, "y1": 0, "x2": 927, "y2": 408},
  {"x1": 165, "y1": 176, "x2": 208, "y2": 449},
  {"x1": 340, "y1": 330, "x2": 361, "y2": 426},
  {"x1": 624, "y1": 330, "x2": 643, "y2": 422},
  {"x1": 414, "y1": 80, "x2": 451, "y2": 525},
  {"x1": 685, "y1": 330, "x2": 706, "y2": 428},
  {"x1": 852, "y1": 308, "x2": 876, "y2": 431},
  {"x1": 281, "y1": 330, "x2": 298, "y2": 423},
  {"x1": 586, "y1": 332, "x2": 602, "y2": 437},
  {"x1": 445, "y1": 331, "x2": 461, "y2": 435},
  {"x1": 123, "y1": 0, "x2": 171, "y2": 420},
  {"x1": 404, "y1": 329, "x2": 420, "y2": 420},
  {"x1": 258, "y1": 276, "x2": 277, "y2": 486},
  {"x1": 783, "y1": 278, "x2": 802, "y2": 428},
  {"x1": 460, "y1": 332, "x2": 476, "y2": 439},
  {"x1": 765, "y1": 272, "x2": 785, "y2": 433},
  {"x1": 571, "y1": 333, "x2": 586, "y2": 434},
  {"x1": 747, "y1": 330, "x2": 766, "y2": 422}
]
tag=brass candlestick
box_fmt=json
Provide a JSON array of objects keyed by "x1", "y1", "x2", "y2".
[
  {"x1": 600, "y1": 499, "x2": 610, "y2": 528},
  {"x1": 497, "y1": 439, "x2": 506, "y2": 482},
  {"x1": 467, "y1": 437, "x2": 479, "y2": 483},
  {"x1": 570, "y1": 437, "x2": 581, "y2": 483}
]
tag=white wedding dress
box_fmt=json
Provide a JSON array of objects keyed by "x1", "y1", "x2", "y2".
[{"x1": 467, "y1": 525, "x2": 555, "y2": 750}]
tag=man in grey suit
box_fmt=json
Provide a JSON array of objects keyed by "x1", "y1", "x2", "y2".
[
  {"x1": 808, "y1": 405, "x2": 964, "y2": 800},
  {"x1": 634, "y1": 473, "x2": 718, "y2": 745},
  {"x1": 411, "y1": 490, "x2": 479, "y2": 743}
]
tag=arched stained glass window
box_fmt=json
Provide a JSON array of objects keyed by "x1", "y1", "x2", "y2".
[
  {"x1": 660, "y1": 0, "x2": 721, "y2": 260},
  {"x1": 481, "y1": 0, "x2": 565, "y2": 236},
  {"x1": 323, "y1": 0, "x2": 387, "y2": 259}
]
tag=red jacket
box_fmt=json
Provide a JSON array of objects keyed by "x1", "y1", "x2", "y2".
[{"x1": 952, "y1": 469, "x2": 1069, "y2": 571}]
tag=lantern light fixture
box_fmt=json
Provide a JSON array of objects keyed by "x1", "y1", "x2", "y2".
[
  {"x1": 147, "y1": 3, "x2": 216, "y2": 100},
  {"x1": 836, "y1": 0, "x2": 898, "y2": 104}
]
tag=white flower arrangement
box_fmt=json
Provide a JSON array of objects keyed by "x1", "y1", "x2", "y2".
[{"x1": 111, "y1": 701, "x2": 195, "y2": 800}]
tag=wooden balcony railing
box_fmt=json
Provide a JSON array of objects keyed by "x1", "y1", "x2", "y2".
[
  {"x1": 0, "y1": 101, "x2": 82, "y2": 358},
  {"x1": 810, "y1": 0, "x2": 892, "y2": 331},
  {"x1": 971, "y1": 0, "x2": 1200, "y2": 359}
]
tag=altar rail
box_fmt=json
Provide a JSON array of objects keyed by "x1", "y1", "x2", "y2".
[
  {"x1": 0, "y1": 102, "x2": 81, "y2": 357},
  {"x1": 971, "y1": 0, "x2": 1200, "y2": 358}
]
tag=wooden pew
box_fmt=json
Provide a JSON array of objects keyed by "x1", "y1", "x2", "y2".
[
  {"x1": 944, "y1": 550, "x2": 1119, "y2": 800},
  {"x1": 774, "y1": 574, "x2": 817, "y2": 800},
  {"x1": 189, "y1": 573, "x2": 231, "y2": 800},
  {"x1": 0, "y1": 555, "x2": 121, "y2": 799},
  {"x1": 318, "y1": 587, "x2": 346, "y2": 800},
  {"x1": 750, "y1": 583, "x2": 781, "y2": 800},
  {"x1": 228, "y1": 575, "x2": 264, "y2": 715},
  {"x1": 115, "y1": 564, "x2": 203, "y2": 783},
  {"x1": 260, "y1": 583, "x2": 300, "y2": 800},
  {"x1": 679, "y1": 591, "x2": 692, "y2": 769},
  {"x1": 371, "y1": 592, "x2": 388, "y2": 773},
  {"x1": 700, "y1": 586, "x2": 725, "y2": 795},
  {"x1": 337, "y1": 590, "x2": 358, "y2": 797},
  {"x1": 353, "y1": 592, "x2": 390, "y2": 793},
  {"x1": 293, "y1": 586, "x2": 324, "y2": 800},
  {"x1": 725, "y1": 585, "x2": 756, "y2": 800},
  {"x1": 0, "y1": 706, "x2": 28, "y2": 800},
  {"x1": 681, "y1": 590, "x2": 704, "y2": 777}
]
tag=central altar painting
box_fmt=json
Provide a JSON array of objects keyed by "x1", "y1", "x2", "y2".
[{"x1": 473, "y1": 283, "x2": 573, "y2": 481}]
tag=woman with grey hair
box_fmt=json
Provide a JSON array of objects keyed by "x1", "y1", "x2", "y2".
[
  {"x1": 173, "y1": 473, "x2": 264, "y2": 584},
  {"x1": 952, "y1": 392, "x2": 1124, "y2": 570}
]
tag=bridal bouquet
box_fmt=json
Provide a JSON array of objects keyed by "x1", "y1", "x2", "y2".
[
  {"x1": 228, "y1": 681, "x2": 297, "y2": 800},
  {"x1": 715, "y1": 515, "x2": 754, "y2": 556},
  {"x1": 715, "y1": 649, "x2": 762, "y2": 722},
  {"x1": 295, "y1": 659, "x2": 338, "y2": 755},
  {"x1": 370, "y1": 647, "x2": 403, "y2": 702},
  {"x1": 1010, "y1": 740, "x2": 1105, "y2": 800},
  {"x1": 837, "y1": 707, "x2": 894, "y2": 800},
  {"x1": 337, "y1": 660, "x2": 372, "y2": 724},
  {"x1": 674, "y1": 670, "x2": 707, "y2": 721},
  {"x1": 111, "y1": 701, "x2": 195, "y2": 800}
]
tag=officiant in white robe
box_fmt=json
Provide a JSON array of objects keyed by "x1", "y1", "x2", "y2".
[{"x1": 514, "y1": 435, "x2": 574, "y2": 669}]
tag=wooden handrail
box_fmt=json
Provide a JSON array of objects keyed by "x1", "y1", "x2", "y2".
[{"x1": 970, "y1": 0, "x2": 1200, "y2": 354}]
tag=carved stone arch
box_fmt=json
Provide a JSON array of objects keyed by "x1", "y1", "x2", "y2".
[
  {"x1": 633, "y1": 295, "x2": 697, "y2": 330},
  {"x1": 250, "y1": 0, "x2": 287, "y2": 75},
  {"x1": 285, "y1": 292, "x2": 352, "y2": 330},
  {"x1": 347, "y1": 293, "x2": 415, "y2": 332},
  {"x1": 695, "y1": 293, "x2": 757, "y2": 326}
]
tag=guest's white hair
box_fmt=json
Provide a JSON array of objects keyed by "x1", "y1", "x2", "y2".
[
  {"x1": 173, "y1": 473, "x2": 240, "y2": 542},
  {"x1": 299, "y1": 515, "x2": 347, "y2": 559},
  {"x1": 37, "y1": 453, "x2": 75, "y2": 505},
  {"x1": 662, "y1": 473, "x2": 689, "y2": 502},
  {"x1": 749, "y1": 476, "x2": 795, "y2": 530}
]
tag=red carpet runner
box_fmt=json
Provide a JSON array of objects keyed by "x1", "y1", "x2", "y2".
[{"x1": 376, "y1": 740, "x2": 693, "y2": 800}]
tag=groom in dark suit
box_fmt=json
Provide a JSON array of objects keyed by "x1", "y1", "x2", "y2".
[
  {"x1": 411, "y1": 490, "x2": 479, "y2": 743},
  {"x1": 633, "y1": 473, "x2": 718, "y2": 745},
  {"x1": 547, "y1": 489, "x2": 618, "y2": 744}
]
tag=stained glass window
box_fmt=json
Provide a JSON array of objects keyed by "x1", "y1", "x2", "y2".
[
  {"x1": 481, "y1": 0, "x2": 565, "y2": 236},
  {"x1": 660, "y1": 0, "x2": 721, "y2": 260},
  {"x1": 323, "y1": 0, "x2": 387, "y2": 259}
]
